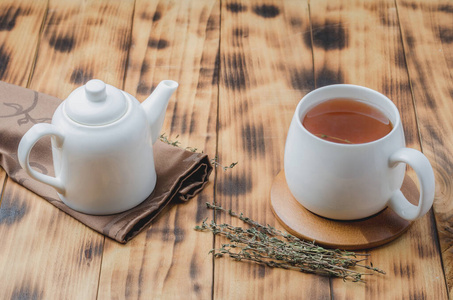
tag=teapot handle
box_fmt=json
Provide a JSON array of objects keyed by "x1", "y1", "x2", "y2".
[{"x1": 18, "y1": 123, "x2": 66, "y2": 194}]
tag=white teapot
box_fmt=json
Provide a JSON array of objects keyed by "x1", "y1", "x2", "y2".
[{"x1": 18, "y1": 79, "x2": 178, "y2": 215}]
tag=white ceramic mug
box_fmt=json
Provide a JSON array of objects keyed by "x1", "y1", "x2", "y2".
[{"x1": 284, "y1": 84, "x2": 435, "y2": 221}]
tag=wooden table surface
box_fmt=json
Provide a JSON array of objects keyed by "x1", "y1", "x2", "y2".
[{"x1": 0, "y1": 0, "x2": 451, "y2": 299}]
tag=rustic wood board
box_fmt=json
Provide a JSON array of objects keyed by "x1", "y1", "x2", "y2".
[
  {"x1": 0, "y1": 0, "x2": 47, "y2": 86},
  {"x1": 0, "y1": 1, "x2": 51, "y2": 299},
  {"x1": 397, "y1": 0, "x2": 453, "y2": 294},
  {"x1": 0, "y1": 171, "x2": 6, "y2": 204},
  {"x1": 0, "y1": 0, "x2": 451, "y2": 298},
  {"x1": 308, "y1": 0, "x2": 448, "y2": 298},
  {"x1": 214, "y1": 0, "x2": 331, "y2": 299},
  {"x1": 29, "y1": 0, "x2": 134, "y2": 95},
  {"x1": 97, "y1": 1, "x2": 219, "y2": 299},
  {"x1": 0, "y1": 0, "x2": 135, "y2": 299},
  {"x1": 0, "y1": 0, "x2": 47, "y2": 210}
]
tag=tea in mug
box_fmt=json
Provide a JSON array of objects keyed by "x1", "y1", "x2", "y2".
[{"x1": 302, "y1": 98, "x2": 393, "y2": 144}]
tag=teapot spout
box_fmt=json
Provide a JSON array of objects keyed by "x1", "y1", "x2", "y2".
[{"x1": 141, "y1": 80, "x2": 178, "y2": 144}]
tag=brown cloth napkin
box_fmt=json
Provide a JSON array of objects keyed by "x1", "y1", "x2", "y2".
[{"x1": 0, "y1": 81, "x2": 212, "y2": 243}]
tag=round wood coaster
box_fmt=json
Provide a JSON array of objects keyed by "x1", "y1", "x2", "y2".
[{"x1": 270, "y1": 171, "x2": 419, "y2": 250}]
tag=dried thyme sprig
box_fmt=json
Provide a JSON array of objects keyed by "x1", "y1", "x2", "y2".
[
  {"x1": 159, "y1": 133, "x2": 237, "y2": 170},
  {"x1": 210, "y1": 156, "x2": 238, "y2": 171},
  {"x1": 160, "y1": 133, "x2": 199, "y2": 152},
  {"x1": 195, "y1": 202, "x2": 385, "y2": 282}
]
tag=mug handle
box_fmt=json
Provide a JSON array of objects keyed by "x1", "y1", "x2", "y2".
[
  {"x1": 18, "y1": 123, "x2": 66, "y2": 194},
  {"x1": 388, "y1": 148, "x2": 435, "y2": 221}
]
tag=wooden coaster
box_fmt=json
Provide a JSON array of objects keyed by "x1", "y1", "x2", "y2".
[{"x1": 270, "y1": 171, "x2": 419, "y2": 250}]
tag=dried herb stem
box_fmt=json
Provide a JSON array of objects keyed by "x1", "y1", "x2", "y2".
[
  {"x1": 159, "y1": 134, "x2": 237, "y2": 170},
  {"x1": 210, "y1": 156, "x2": 238, "y2": 171},
  {"x1": 195, "y1": 203, "x2": 385, "y2": 282},
  {"x1": 159, "y1": 133, "x2": 199, "y2": 152}
]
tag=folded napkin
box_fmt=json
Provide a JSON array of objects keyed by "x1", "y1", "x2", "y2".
[{"x1": 0, "y1": 81, "x2": 212, "y2": 243}]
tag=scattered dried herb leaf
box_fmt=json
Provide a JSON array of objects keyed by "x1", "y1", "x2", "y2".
[{"x1": 195, "y1": 202, "x2": 385, "y2": 282}]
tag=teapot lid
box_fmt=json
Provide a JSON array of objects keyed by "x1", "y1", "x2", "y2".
[{"x1": 64, "y1": 79, "x2": 128, "y2": 126}]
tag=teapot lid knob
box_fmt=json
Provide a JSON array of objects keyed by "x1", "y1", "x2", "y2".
[
  {"x1": 85, "y1": 79, "x2": 107, "y2": 102},
  {"x1": 64, "y1": 79, "x2": 128, "y2": 126}
]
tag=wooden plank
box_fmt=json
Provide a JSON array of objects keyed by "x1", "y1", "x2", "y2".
[
  {"x1": 0, "y1": 171, "x2": 6, "y2": 205},
  {"x1": 214, "y1": 1, "x2": 332, "y2": 299},
  {"x1": 0, "y1": 0, "x2": 47, "y2": 205},
  {"x1": 29, "y1": 0, "x2": 134, "y2": 95},
  {"x1": 97, "y1": 1, "x2": 219, "y2": 298},
  {"x1": 0, "y1": 1, "x2": 50, "y2": 298},
  {"x1": 307, "y1": 0, "x2": 448, "y2": 298},
  {"x1": 0, "y1": 0, "x2": 135, "y2": 299},
  {"x1": 397, "y1": 0, "x2": 453, "y2": 295},
  {"x1": 0, "y1": 0, "x2": 46, "y2": 86}
]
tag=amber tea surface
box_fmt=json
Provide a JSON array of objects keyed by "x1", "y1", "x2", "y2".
[{"x1": 302, "y1": 98, "x2": 393, "y2": 144}]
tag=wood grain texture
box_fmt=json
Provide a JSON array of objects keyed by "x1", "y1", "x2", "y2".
[
  {"x1": 0, "y1": 0, "x2": 46, "y2": 86},
  {"x1": 0, "y1": 1, "x2": 55, "y2": 299},
  {"x1": 397, "y1": 0, "x2": 453, "y2": 294},
  {"x1": 0, "y1": 0, "x2": 47, "y2": 213},
  {"x1": 0, "y1": 182, "x2": 103, "y2": 299},
  {"x1": 0, "y1": 0, "x2": 451, "y2": 298},
  {"x1": 214, "y1": 0, "x2": 330, "y2": 299},
  {"x1": 0, "y1": 171, "x2": 6, "y2": 206},
  {"x1": 97, "y1": 1, "x2": 219, "y2": 298},
  {"x1": 308, "y1": 0, "x2": 447, "y2": 298},
  {"x1": 30, "y1": 0, "x2": 134, "y2": 94},
  {"x1": 0, "y1": 0, "x2": 135, "y2": 299}
]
